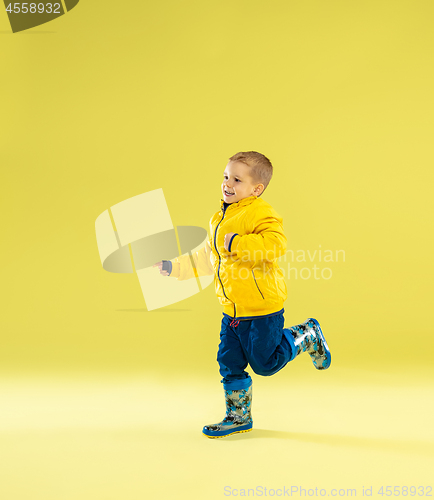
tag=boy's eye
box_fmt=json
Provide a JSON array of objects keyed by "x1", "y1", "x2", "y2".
[{"x1": 235, "y1": 179, "x2": 240, "y2": 182}]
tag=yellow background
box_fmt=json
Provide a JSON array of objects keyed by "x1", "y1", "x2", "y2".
[{"x1": 1, "y1": 1, "x2": 433, "y2": 499}]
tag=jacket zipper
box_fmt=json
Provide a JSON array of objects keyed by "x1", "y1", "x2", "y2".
[
  {"x1": 252, "y1": 270, "x2": 265, "y2": 299},
  {"x1": 214, "y1": 205, "x2": 236, "y2": 318}
]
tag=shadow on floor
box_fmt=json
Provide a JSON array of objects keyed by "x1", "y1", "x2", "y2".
[{"x1": 224, "y1": 428, "x2": 434, "y2": 456}]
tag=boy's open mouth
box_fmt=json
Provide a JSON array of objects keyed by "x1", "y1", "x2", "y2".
[{"x1": 224, "y1": 190, "x2": 234, "y2": 196}]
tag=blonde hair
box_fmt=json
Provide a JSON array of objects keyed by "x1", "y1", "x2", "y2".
[{"x1": 228, "y1": 151, "x2": 273, "y2": 195}]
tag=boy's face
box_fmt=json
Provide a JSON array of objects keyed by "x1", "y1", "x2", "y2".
[{"x1": 221, "y1": 161, "x2": 264, "y2": 204}]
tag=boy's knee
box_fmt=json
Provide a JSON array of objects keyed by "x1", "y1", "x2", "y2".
[{"x1": 251, "y1": 365, "x2": 275, "y2": 377}]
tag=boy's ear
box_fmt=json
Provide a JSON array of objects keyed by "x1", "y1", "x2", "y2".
[{"x1": 254, "y1": 184, "x2": 265, "y2": 196}]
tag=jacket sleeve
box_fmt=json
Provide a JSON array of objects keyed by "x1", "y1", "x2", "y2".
[
  {"x1": 169, "y1": 237, "x2": 214, "y2": 280},
  {"x1": 229, "y1": 208, "x2": 287, "y2": 263}
]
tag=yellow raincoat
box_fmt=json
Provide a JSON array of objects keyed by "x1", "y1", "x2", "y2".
[{"x1": 169, "y1": 195, "x2": 287, "y2": 319}]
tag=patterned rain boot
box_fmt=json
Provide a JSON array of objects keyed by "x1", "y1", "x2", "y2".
[
  {"x1": 202, "y1": 382, "x2": 253, "y2": 438},
  {"x1": 286, "y1": 318, "x2": 331, "y2": 370}
]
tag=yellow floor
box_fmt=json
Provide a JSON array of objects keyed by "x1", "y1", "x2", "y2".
[{"x1": 1, "y1": 366, "x2": 433, "y2": 500}]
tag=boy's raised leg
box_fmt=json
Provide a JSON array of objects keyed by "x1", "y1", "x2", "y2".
[{"x1": 283, "y1": 318, "x2": 331, "y2": 370}]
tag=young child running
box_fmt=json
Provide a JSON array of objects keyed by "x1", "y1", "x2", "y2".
[{"x1": 153, "y1": 151, "x2": 331, "y2": 438}]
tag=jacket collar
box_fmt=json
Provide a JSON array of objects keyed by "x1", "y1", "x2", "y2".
[{"x1": 220, "y1": 195, "x2": 257, "y2": 212}]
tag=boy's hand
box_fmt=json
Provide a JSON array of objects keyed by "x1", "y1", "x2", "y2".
[
  {"x1": 224, "y1": 232, "x2": 236, "y2": 251},
  {"x1": 152, "y1": 261, "x2": 169, "y2": 276}
]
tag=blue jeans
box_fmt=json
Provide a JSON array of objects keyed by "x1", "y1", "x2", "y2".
[{"x1": 217, "y1": 312, "x2": 297, "y2": 390}]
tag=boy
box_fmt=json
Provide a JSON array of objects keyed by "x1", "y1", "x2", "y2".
[{"x1": 153, "y1": 151, "x2": 331, "y2": 438}]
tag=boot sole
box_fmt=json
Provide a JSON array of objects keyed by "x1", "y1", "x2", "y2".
[
  {"x1": 308, "y1": 318, "x2": 331, "y2": 370},
  {"x1": 203, "y1": 428, "x2": 253, "y2": 439}
]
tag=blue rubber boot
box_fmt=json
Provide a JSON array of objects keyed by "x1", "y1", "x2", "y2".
[
  {"x1": 286, "y1": 318, "x2": 331, "y2": 370},
  {"x1": 202, "y1": 382, "x2": 253, "y2": 438}
]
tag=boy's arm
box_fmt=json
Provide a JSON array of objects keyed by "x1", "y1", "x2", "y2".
[
  {"x1": 165, "y1": 237, "x2": 214, "y2": 281},
  {"x1": 228, "y1": 208, "x2": 287, "y2": 262}
]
